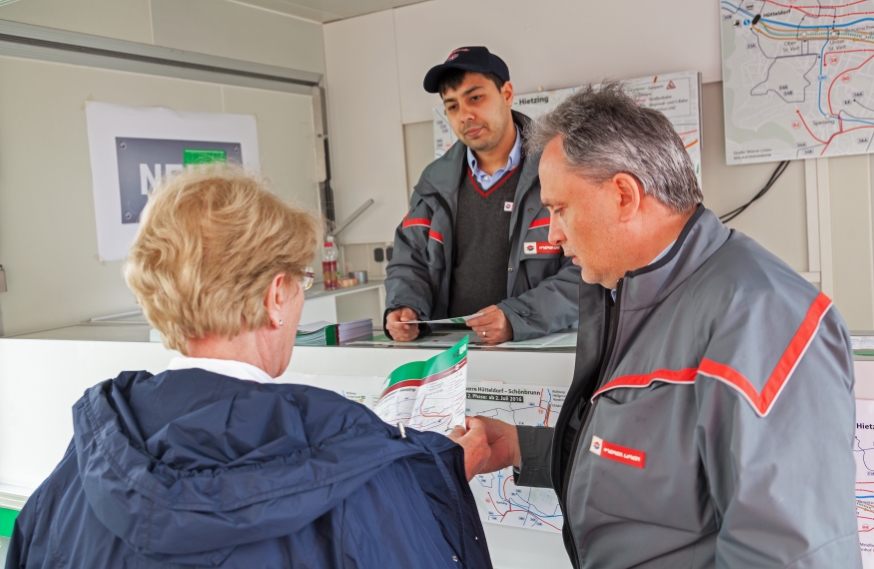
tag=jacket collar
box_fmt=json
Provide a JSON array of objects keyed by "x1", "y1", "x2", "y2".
[
  {"x1": 619, "y1": 205, "x2": 731, "y2": 311},
  {"x1": 417, "y1": 110, "x2": 539, "y2": 201}
]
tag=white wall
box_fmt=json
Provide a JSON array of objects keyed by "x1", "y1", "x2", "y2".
[
  {"x1": 392, "y1": 0, "x2": 722, "y2": 124},
  {"x1": 323, "y1": 0, "x2": 723, "y2": 245},
  {"x1": 151, "y1": 0, "x2": 326, "y2": 74},
  {"x1": 0, "y1": 0, "x2": 326, "y2": 73},
  {"x1": 324, "y1": 0, "x2": 874, "y2": 328},
  {"x1": 0, "y1": 0, "x2": 327, "y2": 336},
  {"x1": 0, "y1": 0, "x2": 153, "y2": 43},
  {"x1": 323, "y1": 10, "x2": 409, "y2": 244}
]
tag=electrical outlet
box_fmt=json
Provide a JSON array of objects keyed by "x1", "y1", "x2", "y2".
[{"x1": 365, "y1": 243, "x2": 391, "y2": 278}]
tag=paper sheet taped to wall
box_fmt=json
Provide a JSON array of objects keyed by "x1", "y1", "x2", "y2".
[
  {"x1": 854, "y1": 399, "x2": 874, "y2": 565},
  {"x1": 433, "y1": 71, "x2": 702, "y2": 186}
]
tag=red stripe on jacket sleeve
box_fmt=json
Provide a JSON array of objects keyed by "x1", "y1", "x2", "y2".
[
  {"x1": 529, "y1": 218, "x2": 551, "y2": 229},
  {"x1": 592, "y1": 292, "x2": 833, "y2": 417},
  {"x1": 402, "y1": 213, "x2": 431, "y2": 229},
  {"x1": 699, "y1": 291, "x2": 833, "y2": 416},
  {"x1": 428, "y1": 230, "x2": 443, "y2": 243}
]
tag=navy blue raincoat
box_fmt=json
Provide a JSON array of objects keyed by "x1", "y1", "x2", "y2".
[{"x1": 6, "y1": 369, "x2": 492, "y2": 569}]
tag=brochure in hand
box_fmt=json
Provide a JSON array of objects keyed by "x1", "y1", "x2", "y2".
[{"x1": 374, "y1": 336, "x2": 468, "y2": 434}]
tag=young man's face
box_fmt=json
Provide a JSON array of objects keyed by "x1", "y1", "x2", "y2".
[{"x1": 441, "y1": 72, "x2": 514, "y2": 153}]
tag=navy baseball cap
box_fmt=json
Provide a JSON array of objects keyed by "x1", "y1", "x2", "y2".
[{"x1": 423, "y1": 46, "x2": 510, "y2": 94}]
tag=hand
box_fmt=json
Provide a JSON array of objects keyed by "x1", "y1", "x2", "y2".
[
  {"x1": 448, "y1": 418, "x2": 491, "y2": 481},
  {"x1": 386, "y1": 307, "x2": 420, "y2": 342},
  {"x1": 470, "y1": 416, "x2": 521, "y2": 474},
  {"x1": 466, "y1": 305, "x2": 513, "y2": 345}
]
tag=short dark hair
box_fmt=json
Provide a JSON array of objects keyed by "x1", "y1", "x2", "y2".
[{"x1": 438, "y1": 69, "x2": 505, "y2": 97}]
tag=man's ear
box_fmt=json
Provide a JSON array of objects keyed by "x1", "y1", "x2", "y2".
[
  {"x1": 613, "y1": 173, "x2": 644, "y2": 222},
  {"x1": 501, "y1": 81, "x2": 514, "y2": 107}
]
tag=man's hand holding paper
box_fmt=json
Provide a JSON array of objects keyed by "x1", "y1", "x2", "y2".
[
  {"x1": 449, "y1": 416, "x2": 520, "y2": 480},
  {"x1": 466, "y1": 305, "x2": 513, "y2": 344},
  {"x1": 385, "y1": 306, "x2": 420, "y2": 342}
]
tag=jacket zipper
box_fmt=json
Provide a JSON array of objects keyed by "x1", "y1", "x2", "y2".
[
  {"x1": 595, "y1": 278, "x2": 622, "y2": 387},
  {"x1": 563, "y1": 278, "x2": 623, "y2": 569}
]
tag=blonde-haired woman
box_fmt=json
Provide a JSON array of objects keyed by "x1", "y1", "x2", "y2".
[{"x1": 7, "y1": 167, "x2": 493, "y2": 569}]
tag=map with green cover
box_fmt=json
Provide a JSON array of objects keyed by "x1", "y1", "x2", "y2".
[{"x1": 374, "y1": 337, "x2": 468, "y2": 434}]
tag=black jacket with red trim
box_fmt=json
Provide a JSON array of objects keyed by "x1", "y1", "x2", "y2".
[
  {"x1": 384, "y1": 112, "x2": 593, "y2": 341},
  {"x1": 515, "y1": 206, "x2": 861, "y2": 568}
]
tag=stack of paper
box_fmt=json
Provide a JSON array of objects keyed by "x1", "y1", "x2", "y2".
[
  {"x1": 852, "y1": 332, "x2": 874, "y2": 356},
  {"x1": 337, "y1": 319, "x2": 373, "y2": 343},
  {"x1": 296, "y1": 319, "x2": 374, "y2": 346},
  {"x1": 295, "y1": 321, "x2": 338, "y2": 346}
]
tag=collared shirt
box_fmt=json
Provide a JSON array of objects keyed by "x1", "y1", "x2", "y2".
[
  {"x1": 466, "y1": 126, "x2": 521, "y2": 190},
  {"x1": 167, "y1": 356, "x2": 276, "y2": 384},
  {"x1": 611, "y1": 240, "x2": 676, "y2": 302}
]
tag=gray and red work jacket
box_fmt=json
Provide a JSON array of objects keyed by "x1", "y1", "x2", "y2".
[
  {"x1": 516, "y1": 206, "x2": 861, "y2": 568},
  {"x1": 384, "y1": 112, "x2": 591, "y2": 341}
]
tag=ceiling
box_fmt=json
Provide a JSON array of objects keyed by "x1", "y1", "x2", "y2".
[{"x1": 231, "y1": 0, "x2": 433, "y2": 23}]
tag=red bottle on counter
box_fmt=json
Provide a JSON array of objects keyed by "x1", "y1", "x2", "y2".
[{"x1": 322, "y1": 236, "x2": 339, "y2": 290}]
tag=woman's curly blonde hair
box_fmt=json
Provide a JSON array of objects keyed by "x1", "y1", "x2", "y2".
[{"x1": 125, "y1": 166, "x2": 321, "y2": 354}]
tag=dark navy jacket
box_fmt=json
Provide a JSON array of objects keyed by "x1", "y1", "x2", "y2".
[{"x1": 6, "y1": 369, "x2": 492, "y2": 569}]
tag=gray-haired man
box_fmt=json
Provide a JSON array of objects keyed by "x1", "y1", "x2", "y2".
[{"x1": 451, "y1": 83, "x2": 861, "y2": 567}]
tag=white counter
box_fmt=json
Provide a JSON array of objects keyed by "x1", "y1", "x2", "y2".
[
  {"x1": 0, "y1": 324, "x2": 576, "y2": 569},
  {"x1": 4, "y1": 325, "x2": 874, "y2": 569}
]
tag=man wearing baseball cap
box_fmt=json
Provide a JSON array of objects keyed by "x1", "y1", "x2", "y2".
[{"x1": 384, "y1": 47, "x2": 593, "y2": 344}]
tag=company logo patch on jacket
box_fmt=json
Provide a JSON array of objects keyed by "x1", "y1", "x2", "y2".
[
  {"x1": 589, "y1": 436, "x2": 646, "y2": 469},
  {"x1": 523, "y1": 242, "x2": 561, "y2": 255}
]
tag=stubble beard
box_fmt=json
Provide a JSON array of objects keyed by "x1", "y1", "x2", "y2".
[{"x1": 463, "y1": 128, "x2": 497, "y2": 153}]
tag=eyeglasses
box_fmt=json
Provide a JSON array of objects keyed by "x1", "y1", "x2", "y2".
[{"x1": 301, "y1": 267, "x2": 315, "y2": 291}]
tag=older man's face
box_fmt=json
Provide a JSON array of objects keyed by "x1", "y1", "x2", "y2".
[{"x1": 540, "y1": 137, "x2": 624, "y2": 288}]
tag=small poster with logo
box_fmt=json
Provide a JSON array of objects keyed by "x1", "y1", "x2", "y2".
[
  {"x1": 855, "y1": 399, "x2": 874, "y2": 565},
  {"x1": 85, "y1": 102, "x2": 260, "y2": 261}
]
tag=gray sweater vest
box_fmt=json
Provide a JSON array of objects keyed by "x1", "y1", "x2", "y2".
[{"x1": 447, "y1": 163, "x2": 524, "y2": 318}]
